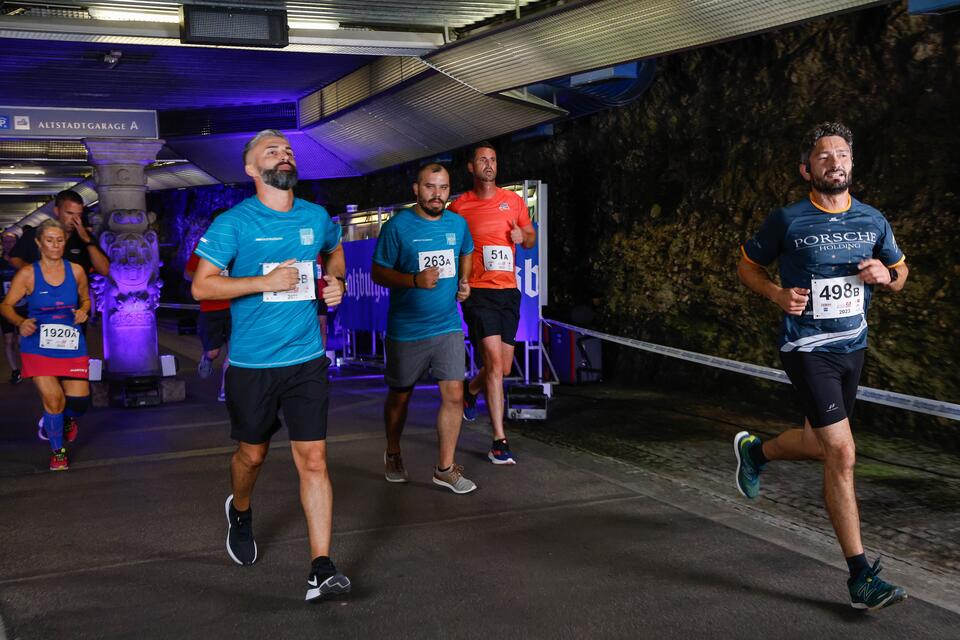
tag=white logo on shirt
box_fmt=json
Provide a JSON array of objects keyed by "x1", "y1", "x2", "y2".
[{"x1": 255, "y1": 237, "x2": 284, "y2": 242}]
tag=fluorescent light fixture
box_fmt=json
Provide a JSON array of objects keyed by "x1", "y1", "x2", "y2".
[
  {"x1": 0, "y1": 168, "x2": 45, "y2": 175},
  {"x1": 288, "y1": 19, "x2": 340, "y2": 30},
  {"x1": 88, "y1": 7, "x2": 181, "y2": 24}
]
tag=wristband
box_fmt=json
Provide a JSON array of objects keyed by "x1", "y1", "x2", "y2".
[{"x1": 412, "y1": 272, "x2": 419, "y2": 288}]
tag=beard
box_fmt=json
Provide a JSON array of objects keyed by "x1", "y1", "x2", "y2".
[
  {"x1": 419, "y1": 198, "x2": 445, "y2": 217},
  {"x1": 262, "y1": 165, "x2": 298, "y2": 190},
  {"x1": 811, "y1": 168, "x2": 852, "y2": 195}
]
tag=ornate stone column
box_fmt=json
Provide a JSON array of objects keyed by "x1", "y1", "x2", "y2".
[{"x1": 83, "y1": 138, "x2": 165, "y2": 378}]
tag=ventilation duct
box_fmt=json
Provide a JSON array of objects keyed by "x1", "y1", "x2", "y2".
[{"x1": 427, "y1": 0, "x2": 887, "y2": 94}]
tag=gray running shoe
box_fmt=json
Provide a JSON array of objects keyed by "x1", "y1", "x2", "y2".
[
  {"x1": 198, "y1": 354, "x2": 214, "y2": 379},
  {"x1": 384, "y1": 451, "x2": 409, "y2": 483},
  {"x1": 432, "y1": 463, "x2": 477, "y2": 494}
]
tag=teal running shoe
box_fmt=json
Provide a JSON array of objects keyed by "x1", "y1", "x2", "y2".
[
  {"x1": 734, "y1": 431, "x2": 763, "y2": 498},
  {"x1": 848, "y1": 559, "x2": 907, "y2": 610}
]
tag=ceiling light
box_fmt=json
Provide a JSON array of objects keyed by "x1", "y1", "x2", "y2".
[
  {"x1": 87, "y1": 7, "x2": 181, "y2": 24},
  {"x1": 288, "y1": 19, "x2": 340, "y2": 31},
  {"x1": 0, "y1": 168, "x2": 45, "y2": 175}
]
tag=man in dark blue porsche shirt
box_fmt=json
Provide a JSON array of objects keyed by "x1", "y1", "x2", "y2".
[{"x1": 735, "y1": 122, "x2": 909, "y2": 611}]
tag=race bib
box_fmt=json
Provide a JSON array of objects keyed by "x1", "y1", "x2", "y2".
[
  {"x1": 262, "y1": 261, "x2": 316, "y2": 302},
  {"x1": 418, "y1": 249, "x2": 456, "y2": 279},
  {"x1": 39, "y1": 323, "x2": 80, "y2": 351},
  {"x1": 482, "y1": 245, "x2": 513, "y2": 272},
  {"x1": 811, "y1": 275, "x2": 864, "y2": 319}
]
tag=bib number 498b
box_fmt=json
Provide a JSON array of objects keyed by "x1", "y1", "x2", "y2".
[{"x1": 811, "y1": 275, "x2": 864, "y2": 320}]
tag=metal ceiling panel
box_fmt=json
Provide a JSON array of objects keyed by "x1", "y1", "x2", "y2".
[
  {"x1": 16, "y1": 1, "x2": 543, "y2": 30},
  {"x1": 164, "y1": 130, "x2": 359, "y2": 183},
  {"x1": 426, "y1": 0, "x2": 887, "y2": 94},
  {"x1": 302, "y1": 72, "x2": 565, "y2": 174},
  {"x1": 299, "y1": 57, "x2": 430, "y2": 127}
]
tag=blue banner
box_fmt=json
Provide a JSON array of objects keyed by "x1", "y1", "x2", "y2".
[
  {"x1": 515, "y1": 224, "x2": 541, "y2": 342},
  {"x1": 340, "y1": 238, "x2": 389, "y2": 333},
  {"x1": 0, "y1": 105, "x2": 158, "y2": 139}
]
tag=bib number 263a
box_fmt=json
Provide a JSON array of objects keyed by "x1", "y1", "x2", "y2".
[{"x1": 418, "y1": 250, "x2": 456, "y2": 279}]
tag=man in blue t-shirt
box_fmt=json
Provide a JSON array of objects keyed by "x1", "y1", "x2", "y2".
[
  {"x1": 735, "y1": 122, "x2": 909, "y2": 610},
  {"x1": 372, "y1": 163, "x2": 477, "y2": 494},
  {"x1": 191, "y1": 129, "x2": 351, "y2": 602}
]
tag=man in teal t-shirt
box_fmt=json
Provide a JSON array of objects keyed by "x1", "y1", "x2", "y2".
[
  {"x1": 191, "y1": 129, "x2": 351, "y2": 602},
  {"x1": 372, "y1": 163, "x2": 477, "y2": 494}
]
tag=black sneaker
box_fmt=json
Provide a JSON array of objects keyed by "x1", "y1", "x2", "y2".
[
  {"x1": 224, "y1": 494, "x2": 257, "y2": 565},
  {"x1": 463, "y1": 379, "x2": 478, "y2": 421},
  {"x1": 9, "y1": 369, "x2": 21, "y2": 385},
  {"x1": 305, "y1": 556, "x2": 351, "y2": 602}
]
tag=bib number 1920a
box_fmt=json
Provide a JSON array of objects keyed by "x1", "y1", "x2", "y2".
[
  {"x1": 39, "y1": 323, "x2": 80, "y2": 350},
  {"x1": 811, "y1": 274, "x2": 864, "y2": 320}
]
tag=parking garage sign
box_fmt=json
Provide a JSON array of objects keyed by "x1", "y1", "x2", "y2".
[{"x1": 0, "y1": 106, "x2": 157, "y2": 139}]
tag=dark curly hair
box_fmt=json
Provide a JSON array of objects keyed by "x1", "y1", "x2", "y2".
[{"x1": 799, "y1": 122, "x2": 853, "y2": 167}]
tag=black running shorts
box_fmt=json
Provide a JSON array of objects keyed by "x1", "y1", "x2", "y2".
[
  {"x1": 225, "y1": 356, "x2": 330, "y2": 443},
  {"x1": 461, "y1": 287, "x2": 521, "y2": 352},
  {"x1": 779, "y1": 349, "x2": 865, "y2": 428},
  {"x1": 198, "y1": 309, "x2": 231, "y2": 352}
]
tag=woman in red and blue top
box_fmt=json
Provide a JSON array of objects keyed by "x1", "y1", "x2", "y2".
[{"x1": 0, "y1": 219, "x2": 91, "y2": 471}]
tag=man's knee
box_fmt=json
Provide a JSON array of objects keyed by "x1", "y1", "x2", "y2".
[
  {"x1": 823, "y1": 440, "x2": 856, "y2": 471},
  {"x1": 235, "y1": 444, "x2": 268, "y2": 468},
  {"x1": 296, "y1": 443, "x2": 329, "y2": 474}
]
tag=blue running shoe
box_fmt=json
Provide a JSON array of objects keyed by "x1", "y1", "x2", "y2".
[
  {"x1": 734, "y1": 431, "x2": 763, "y2": 498},
  {"x1": 849, "y1": 559, "x2": 907, "y2": 611},
  {"x1": 488, "y1": 439, "x2": 516, "y2": 465},
  {"x1": 463, "y1": 380, "x2": 478, "y2": 421}
]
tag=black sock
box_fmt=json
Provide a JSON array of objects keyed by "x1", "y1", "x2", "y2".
[
  {"x1": 438, "y1": 465, "x2": 451, "y2": 473},
  {"x1": 748, "y1": 440, "x2": 768, "y2": 467},
  {"x1": 846, "y1": 553, "x2": 869, "y2": 578}
]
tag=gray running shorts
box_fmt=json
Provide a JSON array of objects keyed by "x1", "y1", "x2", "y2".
[{"x1": 385, "y1": 331, "x2": 465, "y2": 389}]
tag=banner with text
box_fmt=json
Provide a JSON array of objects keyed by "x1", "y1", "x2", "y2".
[{"x1": 340, "y1": 238, "x2": 389, "y2": 333}]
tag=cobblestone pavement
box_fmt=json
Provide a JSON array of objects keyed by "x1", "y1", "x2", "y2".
[{"x1": 494, "y1": 385, "x2": 960, "y2": 580}]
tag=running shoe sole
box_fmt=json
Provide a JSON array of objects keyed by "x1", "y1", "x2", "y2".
[
  {"x1": 305, "y1": 574, "x2": 352, "y2": 602},
  {"x1": 733, "y1": 430, "x2": 751, "y2": 498},
  {"x1": 487, "y1": 452, "x2": 516, "y2": 465},
  {"x1": 851, "y1": 589, "x2": 908, "y2": 611},
  {"x1": 432, "y1": 476, "x2": 477, "y2": 494},
  {"x1": 224, "y1": 494, "x2": 257, "y2": 566}
]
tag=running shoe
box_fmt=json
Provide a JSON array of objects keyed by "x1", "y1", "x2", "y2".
[
  {"x1": 384, "y1": 451, "x2": 409, "y2": 483},
  {"x1": 488, "y1": 438, "x2": 516, "y2": 465},
  {"x1": 49, "y1": 447, "x2": 69, "y2": 471},
  {"x1": 305, "y1": 557, "x2": 351, "y2": 602},
  {"x1": 217, "y1": 388, "x2": 226, "y2": 402},
  {"x1": 37, "y1": 416, "x2": 47, "y2": 441},
  {"x1": 734, "y1": 431, "x2": 763, "y2": 499},
  {"x1": 224, "y1": 494, "x2": 257, "y2": 565},
  {"x1": 432, "y1": 463, "x2": 477, "y2": 494},
  {"x1": 9, "y1": 368, "x2": 21, "y2": 384},
  {"x1": 848, "y1": 559, "x2": 907, "y2": 611},
  {"x1": 462, "y1": 379, "x2": 478, "y2": 421},
  {"x1": 198, "y1": 354, "x2": 214, "y2": 379},
  {"x1": 64, "y1": 417, "x2": 78, "y2": 443}
]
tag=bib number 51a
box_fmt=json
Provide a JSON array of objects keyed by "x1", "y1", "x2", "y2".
[
  {"x1": 39, "y1": 323, "x2": 80, "y2": 350},
  {"x1": 811, "y1": 274, "x2": 864, "y2": 319}
]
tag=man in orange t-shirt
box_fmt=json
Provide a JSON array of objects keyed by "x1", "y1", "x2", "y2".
[
  {"x1": 448, "y1": 142, "x2": 535, "y2": 465},
  {"x1": 185, "y1": 210, "x2": 232, "y2": 401}
]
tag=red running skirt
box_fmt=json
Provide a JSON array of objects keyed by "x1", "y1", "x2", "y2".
[{"x1": 21, "y1": 353, "x2": 89, "y2": 379}]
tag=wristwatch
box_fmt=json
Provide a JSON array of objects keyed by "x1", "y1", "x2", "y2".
[
  {"x1": 336, "y1": 276, "x2": 347, "y2": 293},
  {"x1": 888, "y1": 268, "x2": 899, "y2": 283}
]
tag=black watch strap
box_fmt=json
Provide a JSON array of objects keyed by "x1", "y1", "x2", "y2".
[{"x1": 888, "y1": 268, "x2": 899, "y2": 282}]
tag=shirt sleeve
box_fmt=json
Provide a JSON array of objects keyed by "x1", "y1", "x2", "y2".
[
  {"x1": 194, "y1": 213, "x2": 238, "y2": 270},
  {"x1": 515, "y1": 193, "x2": 532, "y2": 228},
  {"x1": 460, "y1": 217, "x2": 474, "y2": 256},
  {"x1": 741, "y1": 209, "x2": 786, "y2": 267},
  {"x1": 317, "y1": 206, "x2": 343, "y2": 254},
  {"x1": 874, "y1": 217, "x2": 905, "y2": 268},
  {"x1": 372, "y1": 219, "x2": 400, "y2": 269}
]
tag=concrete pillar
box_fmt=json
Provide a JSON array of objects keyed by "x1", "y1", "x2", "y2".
[{"x1": 83, "y1": 138, "x2": 165, "y2": 377}]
